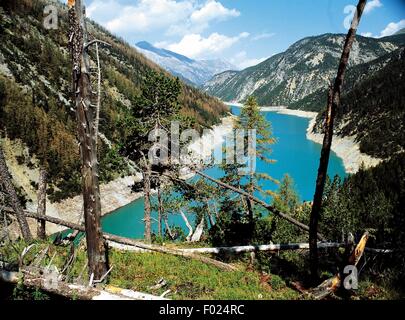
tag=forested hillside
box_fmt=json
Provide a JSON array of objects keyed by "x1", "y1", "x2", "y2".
[
  {"x1": 311, "y1": 47, "x2": 405, "y2": 159},
  {"x1": 204, "y1": 33, "x2": 404, "y2": 107},
  {"x1": 0, "y1": 0, "x2": 228, "y2": 201},
  {"x1": 290, "y1": 45, "x2": 405, "y2": 112}
]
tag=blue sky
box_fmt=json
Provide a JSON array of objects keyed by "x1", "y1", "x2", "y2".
[{"x1": 78, "y1": 0, "x2": 405, "y2": 68}]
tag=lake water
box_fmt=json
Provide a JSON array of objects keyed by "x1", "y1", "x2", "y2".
[{"x1": 101, "y1": 107, "x2": 347, "y2": 239}]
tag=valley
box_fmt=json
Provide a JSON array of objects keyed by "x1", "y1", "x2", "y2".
[{"x1": 1, "y1": 0, "x2": 404, "y2": 303}]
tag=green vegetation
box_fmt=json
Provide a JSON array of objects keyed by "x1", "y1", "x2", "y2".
[
  {"x1": 204, "y1": 33, "x2": 405, "y2": 107},
  {"x1": 309, "y1": 47, "x2": 405, "y2": 159},
  {"x1": 0, "y1": 241, "x2": 298, "y2": 300},
  {"x1": 0, "y1": 0, "x2": 228, "y2": 202},
  {"x1": 321, "y1": 154, "x2": 405, "y2": 290},
  {"x1": 1, "y1": 0, "x2": 404, "y2": 302},
  {"x1": 2, "y1": 238, "x2": 401, "y2": 300},
  {"x1": 206, "y1": 97, "x2": 277, "y2": 246},
  {"x1": 108, "y1": 250, "x2": 298, "y2": 300}
]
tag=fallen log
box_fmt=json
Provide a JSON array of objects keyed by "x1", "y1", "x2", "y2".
[
  {"x1": 179, "y1": 242, "x2": 345, "y2": 254},
  {"x1": 4, "y1": 208, "x2": 238, "y2": 272},
  {"x1": 0, "y1": 266, "x2": 167, "y2": 300}
]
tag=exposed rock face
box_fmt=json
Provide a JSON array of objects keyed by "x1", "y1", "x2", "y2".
[
  {"x1": 306, "y1": 117, "x2": 381, "y2": 174},
  {"x1": 204, "y1": 33, "x2": 403, "y2": 107},
  {"x1": 311, "y1": 47, "x2": 405, "y2": 160}
]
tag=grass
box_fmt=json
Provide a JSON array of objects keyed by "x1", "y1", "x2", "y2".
[
  {"x1": 0, "y1": 240, "x2": 298, "y2": 300},
  {"x1": 107, "y1": 250, "x2": 299, "y2": 300},
  {"x1": 1, "y1": 240, "x2": 403, "y2": 300}
]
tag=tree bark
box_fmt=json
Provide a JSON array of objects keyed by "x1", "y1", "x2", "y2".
[
  {"x1": 157, "y1": 186, "x2": 163, "y2": 238},
  {"x1": 69, "y1": 0, "x2": 107, "y2": 280},
  {"x1": 0, "y1": 145, "x2": 32, "y2": 241},
  {"x1": 180, "y1": 210, "x2": 193, "y2": 242},
  {"x1": 205, "y1": 199, "x2": 216, "y2": 227},
  {"x1": 191, "y1": 216, "x2": 204, "y2": 242},
  {"x1": 309, "y1": 0, "x2": 366, "y2": 282},
  {"x1": 36, "y1": 167, "x2": 47, "y2": 240},
  {"x1": 143, "y1": 165, "x2": 152, "y2": 243},
  {"x1": 164, "y1": 216, "x2": 174, "y2": 240},
  {"x1": 310, "y1": 232, "x2": 369, "y2": 299},
  {"x1": 180, "y1": 242, "x2": 345, "y2": 254}
]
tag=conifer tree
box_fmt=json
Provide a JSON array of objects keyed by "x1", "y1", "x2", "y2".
[{"x1": 217, "y1": 96, "x2": 276, "y2": 243}]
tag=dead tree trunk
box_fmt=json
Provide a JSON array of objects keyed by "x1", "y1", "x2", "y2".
[
  {"x1": 0, "y1": 267, "x2": 167, "y2": 300},
  {"x1": 180, "y1": 210, "x2": 193, "y2": 242},
  {"x1": 205, "y1": 200, "x2": 216, "y2": 228},
  {"x1": 36, "y1": 167, "x2": 47, "y2": 240},
  {"x1": 309, "y1": 0, "x2": 367, "y2": 282},
  {"x1": 143, "y1": 164, "x2": 152, "y2": 243},
  {"x1": 68, "y1": 0, "x2": 107, "y2": 280},
  {"x1": 0, "y1": 146, "x2": 32, "y2": 241},
  {"x1": 157, "y1": 185, "x2": 163, "y2": 238},
  {"x1": 310, "y1": 232, "x2": 369, "y2": 299},
  {"x1": 164, "y1": 216, "x2": 175, "y2": 240},
  {"x1": 191, "y1": 216, "x2": 205, "y2": 242}
]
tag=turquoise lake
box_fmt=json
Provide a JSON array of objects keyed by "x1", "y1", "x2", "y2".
[{"x1": 101, "y1": 107, "x2": 347, "y2": 239}]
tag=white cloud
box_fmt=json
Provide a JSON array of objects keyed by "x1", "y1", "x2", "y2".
[
  {"x1": 230, "y1": 51, "x2": 268, "y2": 70},
  {"x1": 167, "y1": 32, "x2": 249, "y2": 59},
  {"x1": 87, "y1": 0, "x2": 124, "y2": 23},
  {"x1": 379, "y1": 19, "x2": 405, "y2": 37},
  {"x1": 364, "y1": 0, "x2": 383, "y2": 14},
  {"x1": 190, "y1": 0, "x2": 240, "y2": 25},
  {"x1": 86, "y1": 0, "x2": 240, "y2": 36},
  {"x1": 363, "y1": 19, "x2": 405, "y2": 38},
  {"x1": 252, "y1": 32, "x2": 275, "y2": 41},
  {"x1": 101, "y1": 0, "x2": 193, "y2": 34}
]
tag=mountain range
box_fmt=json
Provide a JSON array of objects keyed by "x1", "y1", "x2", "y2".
[
  {"x1": 312, "y1": 46, "x2": 405, "y2": 159},
  {"x1": 0, "y1": 0, "x2": 228, "y2": 202},
  {"x1": 203, "y1": 32, "x2": 405, "y2": 109},
  {"x1": 135, "y1": 41, "x2": 237, "y2": 86}
]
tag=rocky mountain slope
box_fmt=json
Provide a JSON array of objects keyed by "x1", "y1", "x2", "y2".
[
  {"x1": 204, "y1": 33, "x2": 403, "y2": 107},
  {"x1": 0, "y1": 0, "x2": 228, "y2": 202},
  {"x1": 312, "y1": 47, "x2": 405, "y2": 159},
  {"x1": 135, "y1": 41, "x2": 236, "y2": 86},
  {"x1": 291, "y1": 43, "x2": 405, "y2": 112}
]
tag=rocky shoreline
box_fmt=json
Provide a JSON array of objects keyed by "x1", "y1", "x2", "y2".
[
  {"x1": 4, "y1": 116, "x2": 236, "y2": 237},
  {"x1": 306, "y1": 116, "x2": 382, "y2": 174},
  {"x1": 45, "y1": 117, "x2": 235, "y2": 235},
  {"x1": 5, "y1": 104, "x2": 381, "y2": 237},
  {"x1": 263, "y1": 106, "x2": 382, "y2": 174},
  {"x1": 224, "y1": 101, "x2": 382, "y2": 174}
]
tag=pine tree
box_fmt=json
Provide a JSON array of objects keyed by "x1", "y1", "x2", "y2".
[
  {"x1": 236, "y1": 96, "x2": 277, "y2": 198},
  {"x1": 217, "y1": 96, "x2": 276, "y2": 244},
  {"x1": 125, "y1": 70, "x2": 181, "y2": 242}
]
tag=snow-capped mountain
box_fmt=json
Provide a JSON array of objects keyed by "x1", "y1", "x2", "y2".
[{"x1": 135, "y1": 41, "x2": 237, "y2": 86}]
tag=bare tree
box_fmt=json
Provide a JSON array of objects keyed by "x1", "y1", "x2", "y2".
[
  {"x1": 0, "y1": 147, "x2": 32, "y2": 241},
  {"x1": 157, "y1": 185, "x2": 163, "y2": 238},
  {"x1": 309, "y1": 0, "x2": 367, "y2": 282},
  {"x1": 36, "y1": 167, "x2": 47, "y2": 240},
  {"x1": 142, "y1": 160, "x2": 152, "y2": 243},
  {"x1": 68, "y1": 0, "x2": 107, "y2": 279}
]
